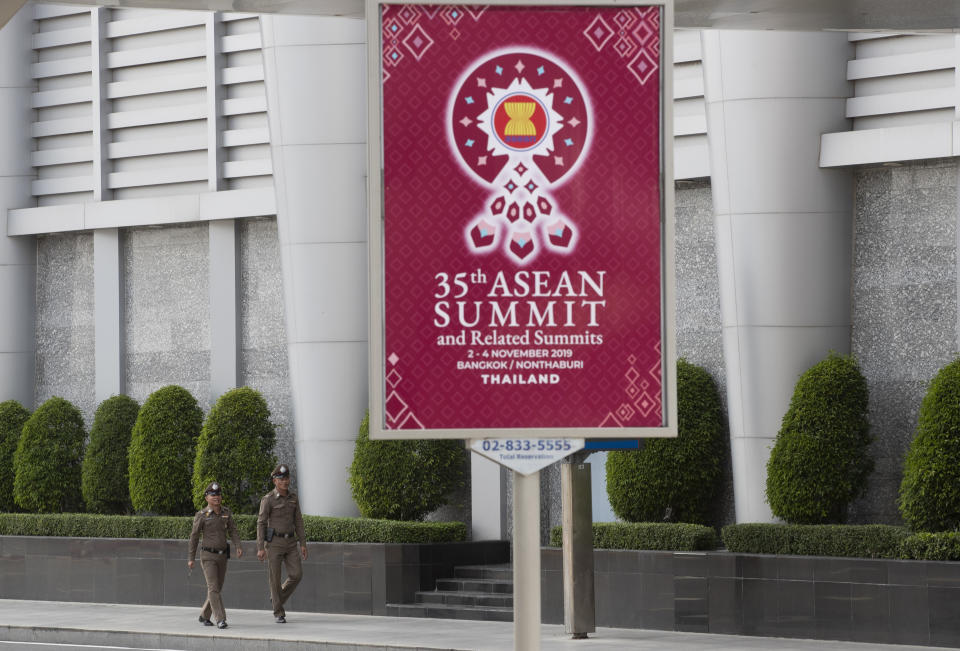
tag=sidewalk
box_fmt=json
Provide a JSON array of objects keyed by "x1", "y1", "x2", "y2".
[{"x1": 0, "y1": 600, "x2": 954, "y2": 651}]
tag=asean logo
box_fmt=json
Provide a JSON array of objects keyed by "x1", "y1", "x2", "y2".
[{"x1": 447, "y1": 49, "x2": 592, "y2": 263}]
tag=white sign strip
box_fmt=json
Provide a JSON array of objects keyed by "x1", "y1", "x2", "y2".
[{"x1": 470, "y1": 438, "x2": 585, "y2": 475}]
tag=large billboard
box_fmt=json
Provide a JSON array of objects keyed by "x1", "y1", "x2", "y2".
[{"x1": 368, "y1": 1, "x2": 675, "y2": 438}]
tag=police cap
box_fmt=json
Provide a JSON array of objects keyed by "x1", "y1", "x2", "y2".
[
  {"x1": 204, "y1": 482, "x2": 222, "y2": 496},
  {"x1": 271, "y1": 464, "x2": 290, "y2": 479}
]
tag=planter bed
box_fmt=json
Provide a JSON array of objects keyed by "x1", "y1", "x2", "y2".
[
  {"x1": 0, "y1": 536, "x2": 508, "y2": 616},
  {"x1": 542, "y1": 548, "x2": 960, "y2": 647}
]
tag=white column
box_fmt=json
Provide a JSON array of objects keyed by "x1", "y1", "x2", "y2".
[
  {"x1": 470, "y1": 454, "x2": 504, "y2": 539},
  {"x1": 701, "y1": 31, "x2": 854, "y2": 522},
  {"x1": 260, "y1": 15, "x2": 367, "y2": 516},
  {"x1": 0, "y1": 5, "x2": 35, "y2": 407},
  {"x1": 92, "y1": 8, "x2": 123, "y2": 404}
]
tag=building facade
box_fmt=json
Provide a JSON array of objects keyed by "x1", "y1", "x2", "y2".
[{"x1": 0, "y1": 3, "x2": 956, "y2": 531}]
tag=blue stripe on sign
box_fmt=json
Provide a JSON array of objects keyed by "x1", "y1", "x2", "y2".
[{"x1": 584, "y1": 439, "x2": 641, "y2": 450}]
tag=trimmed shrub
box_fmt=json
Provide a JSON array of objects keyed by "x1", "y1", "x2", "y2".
[
  {"x1": 349, "y1": 412, "x2": 466, "y2": 521},
  {"x1": 13, "y1": 397, "x2": 86, "y2": 513},
  {"x1": 899, "y1": 532, "x2": 960, "y2": 561},
  {"x1": 765, "y1": 352, "x2": 872, "y2": 524},
  {"x1": 192, "y1": 387, "x2": 276, "y2": 513},
  {"x1": 722, "y1": 523, "x2": 909, "y2": 559},
  {"x1": 550, "y1": 521, "x2": 717, "y2": 551},
  {"x1": 605, "y1": 359, "x2": 725, "y2": 524},
  {"x1": 0, "y1": 400, "x2": 30, "y2": 512},
  {"x1": 82, "y1": 395, "x2": 140, "y2": 514},
  {"x1": 0, "y1": 512, "x2": 467, "y2": 543},
  {"x1": 899, "y1": 358, "x2": 960, "y2": 532},
  {"x1": 128, "y1": 385, "x2": 203, "y2": 516}
]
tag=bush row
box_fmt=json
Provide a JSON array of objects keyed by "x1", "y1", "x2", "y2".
[
  {"x1": 1, "y1": 386, "x2": 277, "y2": 517},
  {"x1": 724, "y1": 523, "x2": 960, "y2": 561},
  {"x1": 898, "y1": 532, "x2": 960, "y2": 561},
  {"x1": 0, "y1": 512, "x2": 466, "y2": 544},
  {"x1": 549, "y1": 522, "x2": 717, "y2": 551},
  {"x1": 722, "y1": 523, "x2": 911, "y2": 559}
]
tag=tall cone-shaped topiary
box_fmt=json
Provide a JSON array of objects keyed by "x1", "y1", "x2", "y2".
[
  {"x1": 349, "y1": 412, "x2": 466, "y2": 521},
  {"x1": 13, "y1": 397, "x2": 86, "y2": 513},
  {"x1": 128, "y1": 385, "x2": 203, "y2": 515},
  {"x1": 765, "y1": 352, "x2": 872, "y2": 524},
  {"x1": 192, "y1": 387, "x2": 276, "y2": 514},
  {"x1": 899, "y1": 358, "x2": 960, "y2": 532},
  {"x1": 0, "y1": 400, "x2": 31, "y2": 512},
  {"x1": 605, "y1": 359, "x2": 726, "y2": 524},
  {"x1": 82, "y1": 395, "x2": 140, "y2": 514}
]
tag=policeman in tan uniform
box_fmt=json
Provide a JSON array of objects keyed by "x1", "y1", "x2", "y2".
[
  {"x1": 256, "y1": 463, "x2": 307, "y2": 623},
  {"x1": 188, "y1": 482, "x2": 242, "y2": 629}
]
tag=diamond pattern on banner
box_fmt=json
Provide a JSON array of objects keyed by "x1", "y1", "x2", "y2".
[
  {"x1": 583, "y1": 15, "x2": 614, "y2": 51},
  {"x1": 577, "y1": 6, "x2": 660, "y2": 86},
  {"x1": 383, "y1": 354, "x2": 424, "y2": 429},
  {"x1": 628, "y1": 49, "x2": 658, "y2": 85},
  {"x1": 403, "y1": 23, "x2": 434, "y2": 60}
]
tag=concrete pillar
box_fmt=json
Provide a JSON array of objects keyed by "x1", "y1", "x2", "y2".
[
  {"x1": 0, "y1": 5, "x2": 36, "y2": 408},
  {"x1": 260, "y1": 15, "x2": 367, "y2": 516},
  {"x1": 701, "y1": 31, "x2": 853, "y2": 522},
  {"x1": 94, "y1": 229, "x2": 124, "y2": 402},
  {"x1": 208, "y1": 219, "x2": 240, "y2": 402}
]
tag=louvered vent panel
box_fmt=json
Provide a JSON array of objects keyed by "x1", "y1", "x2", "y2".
[
  {"x1": 848, "y1": 33, "x2": 957, "y2": 131},
  {"x1": 31, "y1": 5, "x2": 272, "y2": 205}
]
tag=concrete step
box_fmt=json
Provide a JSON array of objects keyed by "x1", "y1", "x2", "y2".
[
  {"x1": 386, "y1": 602, "x2": 514, "y2": 622},
  {"x1": 416, "y1": 589, "x2": 513, "y2": 607},
  {"x1": 453, "y1": 563, "x2": 514, "y2": 581},
  {"x1": 435, "y1": 577, "x2": 514, "y2": 594}
]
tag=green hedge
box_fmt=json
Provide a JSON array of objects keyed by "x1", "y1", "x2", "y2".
[
  {"x1": 0, "y1": 401, "x2": 30, "y2": 512},
  {"x1": 722, "y1": 523, "x2": 910, "y2": 559},
  {"x1": 766, "y1": 352, "x2": 872, "y2": 524},
  {"x1": 82, "y1": 395, "x2": 140, "y2": 514},
  {"x1": 303, "y1": 517, "x2": 466, "y2": 543},
  {"x1": 0, "y1": 512, "x2": 466, "y2": 544},
  {"x1": 899, "y1": 358, "x2": 960, "y2": 532},
  {"x1": 899, "y1": 532, "x2": 960, "y2": 561},
  {"x1": 192, "y1": 387, "x2": 276, "y2": 514},
  {"x1": 13, "y1": 397, "x2": 86, "y2": 513},
  {"x1": 550, "y1": 522, "x2": 717, "y2": 551},
  {"x1": 605, "y1": 359, "x2": 725, "y2": 525}
]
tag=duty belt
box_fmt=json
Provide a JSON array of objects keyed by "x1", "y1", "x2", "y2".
[
  {"x1": 201, "y1": 546, "x2": 228, "y2": 554},
  {"x1": 274, "y1": 531, "x2": 295, "y2": 538}
]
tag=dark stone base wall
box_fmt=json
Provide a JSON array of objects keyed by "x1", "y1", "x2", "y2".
[
  {"x1": 5, "y1": 537, "x2": 960, "y2": 647},
  {"x1": 0, "y1": 536, "x2": 509, "y2": 617},
  {"x1": 542, "y1": 549, "x2": 960, "y2": 647}
]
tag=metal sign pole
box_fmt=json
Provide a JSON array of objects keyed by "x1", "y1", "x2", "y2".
[
  {"x1": 561, "y1": 456, "x2": 595, "y2": 638},
  {"x1": 513, "y1": 469, "x2": 541, "y2": 651}
]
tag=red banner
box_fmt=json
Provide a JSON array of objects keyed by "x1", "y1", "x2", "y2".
[{"x1": 378, "y1": 4, "x2": 666, "y2": 432}]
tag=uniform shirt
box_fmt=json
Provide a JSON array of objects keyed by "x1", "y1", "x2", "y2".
[
  {"x1": 256, "y1": 489, "x2": 306, "y2": 550},
  {"x1": 188, "y1": 505, "x2": 242, "y2": 562}
]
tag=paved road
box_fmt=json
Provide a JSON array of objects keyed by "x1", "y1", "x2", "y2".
[
  {"x1": 1, "y1": 599, "x2": 955, "y2": 651},
  {"x1": 0, "y1": 643, "x2": 189, "y2": 651}
]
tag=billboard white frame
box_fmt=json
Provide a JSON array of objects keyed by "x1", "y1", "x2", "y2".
[{"x1": 366, "y1": 0, "x2": 676, "y2": 440}]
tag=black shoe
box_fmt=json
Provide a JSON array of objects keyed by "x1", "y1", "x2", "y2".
[
  {"x1": 199, "y1": 616, "x2": 212, "y2": 626},
  {"x1": 217, "y1": 621, "x2": 228, "y2": 629},
  {"x1": 275, "y1": 615, "x2": 286, "y2": 623}
]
